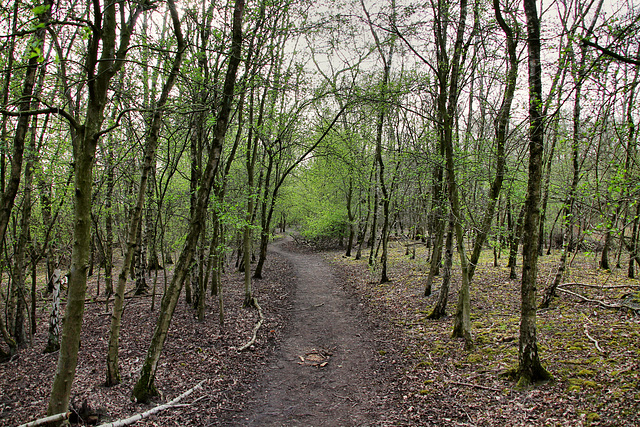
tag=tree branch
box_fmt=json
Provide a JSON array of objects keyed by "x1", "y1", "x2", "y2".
[
  {"x1": 17, "y1": 412, "x2": 70, "y2": 427},
  {"x1": 581, "y1": 38, "x2": 640, "y2": 66},
  {"x1": 98, "y1": 381, "x2": 205, "y2": 427},
  {"x1": 0, "y1": 105, "x2": 81, "y2": 131}
]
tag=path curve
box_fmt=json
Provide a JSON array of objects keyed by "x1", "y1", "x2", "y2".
[{"x1": 232, "y1": 234, "x2": 390, "y2": 426}]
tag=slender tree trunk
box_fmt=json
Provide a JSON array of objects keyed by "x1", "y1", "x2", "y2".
[
  {"x1": 517, "y1": 0, "x2": 551, "y2": 386},
  {"x1": 356, "y1": 164, "x2": 375, "y2": 260},
  {"x1": 253, "y1": 155, "x2": 272, "y2": 279},
  {"x1": 345, "y1": 179, "x2": 355, "y2": 257},
  {"x1": 11, "y1": 112, "x2": 38, "y2": 345},
  {"x1": 104, "y1": 145, "x2": 114, "y2": 298},
  {"x1": 538, "y1": 119, "x2": 558, "y2": 256},
  {"x1": 104, "y1": 0, "x2": 184, "y2": 387},
  {"x1": 0, "y1": 0, "x2": 19, "y2": 198},
  {"x1": 425, "y1": 164, "x2": 445, "y2": 296},
  {"x1": 368, "y1": 162, "x2": 379, "y2": 267},
  {"x1": 468, "y1": 0, "x2": 516, "y2": 282},
  {"x1": 132, "y1": 0, "x2": 244, "y2": 402},
  {"x1": 44, "y1": 270, "x2": 63, "y2": 354},
  {"x1": 508, "y1": 203, "x2": 526, "y2": 280},
  {"x1": 430, "y1": 0, "x2": 472, "y2": 346},
  {"x1": 428, "y1": 212, "x2": 454, "y2": 319},
  {"x1": 0, "y1": 0, "x2": 51, "y2": 251},
  {"x1": 629, "y1": 203, "x2": 640, "y2": 278}
]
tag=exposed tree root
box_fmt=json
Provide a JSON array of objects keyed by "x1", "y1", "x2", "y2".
[
  {"x1": 583, "y1": 324, "x2": 606, "y2": 355},
  {"x1": 238, "y1": 297, "x2": 264, "y2": 351}
]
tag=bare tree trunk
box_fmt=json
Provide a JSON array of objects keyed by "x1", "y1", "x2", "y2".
[
  {"x1": 425, "y1": 163, "x2": 445, "y2": 296},
  {"x1": 48, "y1": 0, "x2": 149, "y2": 415},
  {"x1": 428, "y1": 213, "x2": 454, "y2": 319},
  {"x1": 104, "y1": 145, "x2": 114, "y2": 298},
  {"x1": 132, "y1": 0, "x2": 244, "y2": 402},
  {"x1": 517, "y1": 0, "x2": 551, "y2": 386},
  {"x1": 105, "y1": 0, "x2": 184, "y2": 387},
  {"x1": 508, "y1": 203, "x2": 526, "y2": 280},
  {"x1": 356, "y1": 164, "x2": 375, "y2": 260},
  {"x1": 0, "y1": 0, "x2": 50, "y2": 251},
  {"x1": 468, "y1": 0, "x2": 517, "y2": 282},
  {"x1": 44, "y1": 270, "x2": 63, "y2": 354},
  {"x1": 345, "y1": 179, "x2": 355, "y2": 257}
]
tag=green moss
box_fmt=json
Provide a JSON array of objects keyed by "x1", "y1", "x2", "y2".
[
  {"x1": 378, "y1": 350, "x2": 387, "y2": 356},
  {"x1": 418, "y1": 389, "x2": 430, "y2": 395},
  {"x1": 586, "y1": 412, "x2": 600, "y2": 425},
  {"x1": 467, "y1": 353, "x2": 483, "y2": 363},
  {"x1": 569, "y1": 377, "x2": 600, "y2": 389},
  {"x1": 576, "y1": 369, "x2": 596, "y2": 377},
  {"x1": 481, "y1": 346, "x2": 499, "y2": 356},
  {"x1": 561, "y1": 359, "x2": 590, "y2": 365}
]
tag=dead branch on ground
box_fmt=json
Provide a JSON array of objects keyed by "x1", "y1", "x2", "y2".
[
  {"x1": 17, "y1": 412, "x2": 70, "y2": 427},
  {"x1": 97, "y1": 380, "x2": 205, "y2": 427}
]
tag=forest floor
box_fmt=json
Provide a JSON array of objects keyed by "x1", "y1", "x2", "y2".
[{"x1": 1, "y1": 232, "x2": 639, "y2": 426}]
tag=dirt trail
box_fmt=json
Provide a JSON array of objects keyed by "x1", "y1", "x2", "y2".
[{"x1": 230, "y1": 235, "x2": 393, "y2": 426}]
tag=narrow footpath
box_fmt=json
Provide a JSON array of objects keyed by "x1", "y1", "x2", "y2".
[{"x1": 229, "y1": 234, "x2": 395, "y2": 426}]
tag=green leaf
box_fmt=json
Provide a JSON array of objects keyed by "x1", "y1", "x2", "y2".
[{"x1": 31, "y1": 4, "x2": 51, "y2": 16}]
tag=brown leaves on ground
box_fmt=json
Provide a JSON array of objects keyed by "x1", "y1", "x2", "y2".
[
  {"x1": 330, "y1": 240, "x2": 640, "y2": 426},
  {"x1": 2, "y1": 237, "x2": 639, "y2": 426},
  {"x1": 0, "y1": 255, "x2": 294, "y2": 426}
]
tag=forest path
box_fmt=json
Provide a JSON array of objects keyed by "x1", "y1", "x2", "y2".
[{"x1": 232, "y1": 234, "x2": 390, "y2": 426}]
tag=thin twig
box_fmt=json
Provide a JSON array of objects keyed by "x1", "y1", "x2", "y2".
[
  {"x1": 583, "y1": 324, "x2": 606, "y2": 354},
  {"x1": 447, "y1": 381, "x2": 502, "y2": 392}
]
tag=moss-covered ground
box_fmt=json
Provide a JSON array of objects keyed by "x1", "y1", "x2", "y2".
[{"x1": 330, "y1": 240, "x2": 640, "y2": 426}]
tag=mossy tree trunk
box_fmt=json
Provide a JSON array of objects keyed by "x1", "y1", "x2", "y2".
[
  {"x1": 517, "y1": 0, "x2": 552, "y2": 387},
  {"x1": 428, "y1": 213, "x2": 454, "y2": 319},
  {"x1": 105, "y1": 0, "x2": 184, "y2": 387},
  {"x1": 467, "y1": 0, "x2": 518, "y2": 282},
  {"x1": 0, "y1": 0, "x2": 51, "y2": 255},
  {"x1": 131, "y1": 0, "x2": 245, "y2": 403},
  {"x1": 48, "y1": 1, "x2": 147, "y2": 415}
]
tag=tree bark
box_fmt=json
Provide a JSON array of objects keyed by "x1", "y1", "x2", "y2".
[
  {"x1": 0, "y1": 0, "x2": 51, "y2": 250},
  {"x1": 131, "y1": 0, "x2": 244, "y2": 402},
  {"x1": 508, "y1": 203, "x2": 526, "y2": 280},
  {"x1": 48, "y1": 1, "x2": 146, "y2": 415},
  {"x1": 517, "y1": 0, "x2": 551, "y2": 386},
  {"x1": 105, "y1": 0, "x2": 184, "y2": 387},
  {"x1": 467, "y1": 0, "x2": 517, "y2": 282},
  {"x1": 428, "y1": 213, "x2": 454, "y2": 319}
]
